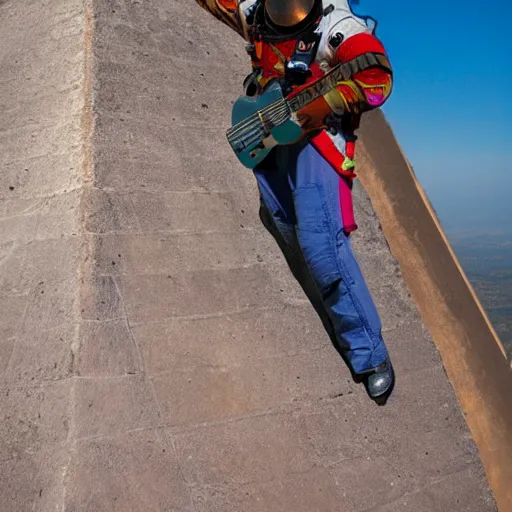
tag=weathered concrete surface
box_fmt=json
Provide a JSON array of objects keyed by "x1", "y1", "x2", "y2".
[
  {"x1": 0, "y1": 0, "x2": 502, "y2": 511},
  {"x1": 0, "y1": 0, "x2": 86, "y2": 510}
]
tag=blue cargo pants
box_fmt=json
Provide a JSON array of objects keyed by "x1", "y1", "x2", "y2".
[{"x1": 254, "y1": 139, "x2": 389, "y2": 374}]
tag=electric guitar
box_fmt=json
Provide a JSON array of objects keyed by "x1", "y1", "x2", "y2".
[{"x1": 225, "y1": 51, "x2": 390, "y2": 169}]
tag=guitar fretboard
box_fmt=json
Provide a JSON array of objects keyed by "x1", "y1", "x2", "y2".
[{"x1": 288, "y1": 51, "x2": 390, "y2": 113}]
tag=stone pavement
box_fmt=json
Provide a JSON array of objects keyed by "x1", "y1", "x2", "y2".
[{"x1": 0, "y1": 1, "x2": 498, "y2": 511}]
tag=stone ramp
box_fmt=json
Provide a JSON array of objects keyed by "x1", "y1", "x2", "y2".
[{"x1": 0, "y1": 1, "x2": 498, "y2": 511}]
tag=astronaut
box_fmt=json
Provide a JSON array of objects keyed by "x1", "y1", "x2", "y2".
[{"x1": 194, "y1": 0, "x2": 395, "y2": 402}]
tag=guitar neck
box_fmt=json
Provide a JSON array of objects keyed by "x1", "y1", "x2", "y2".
[
  {"x1": 287, "y1": 52, "x2": 390, "y2": 113},
  {"x1": 287, "y1": 62, "x2": 345, "y2": 114}
]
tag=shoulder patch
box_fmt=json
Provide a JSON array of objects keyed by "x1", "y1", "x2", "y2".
[{"x1": 328, "y1": 32, "x2": 344, "y2": 49}]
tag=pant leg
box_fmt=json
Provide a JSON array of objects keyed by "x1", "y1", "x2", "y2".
[
  {"x1": 287, "y1": 142, "x2": 389, "y2": 373},
  {"x1": 253, "y1": 150, "x2": 318, "y2": 299},
  {"x1": 253, "y1": 150, "x2": 340, "y2": 344}
]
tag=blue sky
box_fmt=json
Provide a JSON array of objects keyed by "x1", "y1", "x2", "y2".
[{"x1": 351, "y1": 0, "x2": 512, "y2": 234}]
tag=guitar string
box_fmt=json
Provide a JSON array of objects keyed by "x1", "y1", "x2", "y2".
[
  {"x1": 227, "y1": 100, "x2": 289, "y2": 138},
  {"x1": 228, "y1": 108, "x2": 291, "y2": 149},
  {"x1": 228, "y1": 61, "x2": 344, "y2": 136},
  {"x1": 226, "y1": 73, "x2": 331, "y2": 137},
  {"x1": 229, "y1": 55, "x2": 358, "y2": 136},
  {"x1": 227, "y1": 92, "x2": 312, "y2": 140},
  {"x1": 227, "y1": 86, "x2": 319, "y2": 139},
  {"x1": 227, "y1": 99, "x2": 285, "y2": 134},
  {"x1": 228, "y1": 113, "x2": 286, "y2": 142},
  {"x1": 227, "y1": 106, "x2": 291, "y2": 143},
  {"x1": 229, "y1": 58, "x2": 386, "y2": 155}
]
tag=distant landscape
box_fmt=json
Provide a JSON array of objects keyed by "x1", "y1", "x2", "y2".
[{"x1": 448, "y1": 230, "x2": 512, "y2": 361}]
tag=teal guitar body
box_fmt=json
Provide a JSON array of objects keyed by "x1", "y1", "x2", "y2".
[
  {"x1": 226, "y1": 82, "x2": 303, "y2": 169},
  {"x1": 225, "y1": 51, "x2": 392, "y2": 169}
]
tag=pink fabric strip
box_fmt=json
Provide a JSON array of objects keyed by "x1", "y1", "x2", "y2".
[{"x1": 339, "y1": 177, "x2": 358, "y2": 234}]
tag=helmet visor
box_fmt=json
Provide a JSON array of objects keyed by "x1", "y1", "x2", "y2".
[{"x1": 264, "y1": 0, "x2": 317, "y2": 28}]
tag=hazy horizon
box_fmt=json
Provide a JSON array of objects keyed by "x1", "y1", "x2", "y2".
[{"x1": 421, "y1": 165, "x2": 512, "y2": 236}]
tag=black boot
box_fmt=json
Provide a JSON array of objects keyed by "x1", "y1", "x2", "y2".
[{"x1": 358, "y1": 358, "x2": 395, "y2": 405}]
